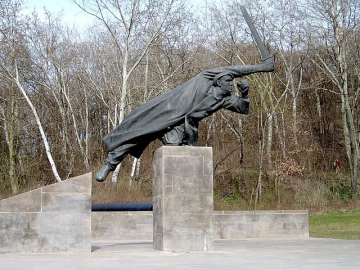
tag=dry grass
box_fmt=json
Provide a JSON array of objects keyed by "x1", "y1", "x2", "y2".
[
  {"x1": 90, "y1": 169, "x2": 360, "y2": 213},
  {"x1": 92, "y1": 178, "x2": 152, "y2": 204}
]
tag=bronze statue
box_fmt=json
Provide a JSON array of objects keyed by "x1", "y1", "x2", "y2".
[
  {"x1": 95, "y1": 6, "x2": 274, "y2": 182},
  {"x1": 96, "y1": 60, "x2": 274, "y2": 182}
]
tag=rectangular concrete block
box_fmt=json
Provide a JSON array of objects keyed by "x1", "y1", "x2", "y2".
[
  {"x1": 0, "y1": 172, "x2": 92, "y2": 253},
  {"x1": 0, "y1": 213, "x2": 31, "y2": 233},
  {"x1": 0, "y1": 189, "x2": 41, "y2": 212},
  {"x1": 30, "y1": 212, "x2": 90, "y2": 234},
  {"x1": 162, "y1": 231, "x2": 214, "y2": 251},
  {"x1": 41, "y1": 193, "x2": 91, "y2": 213},
  {"x1": 91, "y1": 212, "x2": 153, "y2": 241},
  {"x1": 214, "y1": 211, "x2": 309, "y2": 239},
  {"x1": 153, "y1": 146, "x2": 214, "y2": 251}
]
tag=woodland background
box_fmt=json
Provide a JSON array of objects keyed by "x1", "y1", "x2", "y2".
[{"x1": 1, "y1": 0, "x2": 359, "y2": 212}]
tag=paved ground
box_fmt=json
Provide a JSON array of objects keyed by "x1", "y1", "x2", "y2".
[{"x1": 1, "y1": 238, "x2": 360, "y2": 269}]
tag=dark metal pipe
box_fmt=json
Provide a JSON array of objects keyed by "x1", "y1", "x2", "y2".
[{"x1": 92, "y1": 202, "x2": 153, "y2": 212}]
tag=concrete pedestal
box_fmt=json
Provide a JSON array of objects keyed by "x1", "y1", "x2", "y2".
[{"x1": 153, "y1": 146, "x2": 214, "y2": 251}]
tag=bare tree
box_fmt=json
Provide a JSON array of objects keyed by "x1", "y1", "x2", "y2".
[
  {"x1": 307, "y1": 0, "x2": 360, "y2": 197},
  {"x1": 0, "y1": 0, "x2": 62, "y2": 188},
  {"x1": 1, "y1": 61, "x2": 62, "y2": 182}
]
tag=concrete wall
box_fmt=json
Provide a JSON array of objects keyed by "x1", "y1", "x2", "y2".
[
  {"x1": 215, "y1": 210, "x2": 309, "y2": 239},
  {"x1": 0, "y1": 173, "x2": 92, "y2": 253},
  {"x1": 92, "y1": 211, "x2": 153, "y2": 241},
  {"x1": 92, "y1": 210, "x2": 309, "y2": 241}
]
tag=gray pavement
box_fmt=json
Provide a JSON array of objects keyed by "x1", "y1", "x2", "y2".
[{"x1": 1, "y1": 238, "x2": 360, "y2": 270}]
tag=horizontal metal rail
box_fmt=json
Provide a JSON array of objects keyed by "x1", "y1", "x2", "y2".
[{"x1": 92, "y1": 202, "x2": 153, "y2": 212}]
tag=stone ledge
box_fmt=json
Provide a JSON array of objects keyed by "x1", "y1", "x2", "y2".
[
  {"x1": 91, "y1": 210, "x2": 309, "y2": 241},
  {"x1": 154, "y1": 146, "x2": 213, "y2": 158},
  {"x1": 214, "y1": 210, "x2": 309, "y2": 239}
]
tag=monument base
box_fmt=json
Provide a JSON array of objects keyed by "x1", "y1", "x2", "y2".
[{"x1": 152, "y1": 146, "x2": 214, "y2": 251}]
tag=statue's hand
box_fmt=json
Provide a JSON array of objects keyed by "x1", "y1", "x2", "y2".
[
  {"x1": 263, "y1": 56, "x2": 275, "y2": 72},
  {"x1": 237, "y1": 79, "x2": 249, "y2": 98}
]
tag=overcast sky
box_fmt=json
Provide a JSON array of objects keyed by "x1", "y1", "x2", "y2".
[
  {"x1": 24, "y1": 0, "x2": 216, "y2": 29},
  {"x1": 24, "y1": 0, "x2": 94, "y2": 29}
]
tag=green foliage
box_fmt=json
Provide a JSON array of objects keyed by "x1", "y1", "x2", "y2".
[
  {"x1": 328, "y1": 176, "x2": 352, "y2": 200},
  {"x1": 224, "y1": 192, "x2": 240, "y2": 203}
]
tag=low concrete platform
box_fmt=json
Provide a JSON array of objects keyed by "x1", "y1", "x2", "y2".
[{"x1": 1, "y1": 238, "x2": 359, "y2": 269}]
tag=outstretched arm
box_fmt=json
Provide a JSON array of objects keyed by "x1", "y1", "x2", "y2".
[{"x1": 204, "y1": 58, "x2": 274, "y2": 79}]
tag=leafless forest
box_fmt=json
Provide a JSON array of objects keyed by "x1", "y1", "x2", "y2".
[{"x1": 1, "y1": 0, "x2": 359, "y2": 211}]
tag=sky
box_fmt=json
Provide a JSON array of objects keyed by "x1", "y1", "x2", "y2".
[
  {"x1": 23, "y1": 0, "x2": 216, "y2": 27},
  {"x1": 24, "y1": 0, "x2": 94, "y2": 29}
]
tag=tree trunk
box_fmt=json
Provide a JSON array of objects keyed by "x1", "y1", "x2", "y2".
[
  {"x1": 341, "y1": 88, "x2": 359, "y2": 196},
  {"x1": 280, "y1": 110, "x2": 287, "y2": 159},
  {"x1": 135, "y1": 157, "x2": 141, "y2": 177},
  {"x1": 315, "y1": 88, "x2": 324, "y2": 135},
  {"x1": 63, "y1": 78, "x2": 90, "y2": 170},
  {"x1": 255, "y1": 101, "x2": 266, "y2": 210},
  {"x1": 8, "y1": 82, "x2": 18, "y2": 194},
  {"x1": 266, "y1": 111, "x2": 273, "y2": 168},
  {"x1": 333, "y1": 0, "x2": 359, "y2": 197},
  {"x1": 129, "y1": 157, "x2": 138, "y2": 187},
  {"x1": 13, "y1": 64, "x2": 62, "y2": 182},
  {"x1": 255, "y1": 136, "x2": 265, "y2": 211},
  {"x1": 111, "y1": 163, "x2": 122, "y2": 184},
  {"x1": 84, "y1": 85, "x2": 90, "y2": 169},
  {"x1": 291, "y1": 75, "x2": 299, "y2": 146},
  {"x1": 111, "y1": 52, "x2": 129, "y2": 184}
]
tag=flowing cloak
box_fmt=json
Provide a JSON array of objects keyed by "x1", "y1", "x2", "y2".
[{"x1": 102, "y1": 65, "x2": 251, "y2": 158}]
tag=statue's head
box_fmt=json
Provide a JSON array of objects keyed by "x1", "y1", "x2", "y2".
[{"x1": 213, "y1": 72, "x2": 234, "y2": 93}]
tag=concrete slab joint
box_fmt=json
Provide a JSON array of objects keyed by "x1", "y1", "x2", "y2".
[
  {"x1": 153, "y1": 146, "x2": 214, "y2": 251},
  {"x1": 0, "y1": 173, "x2": 92, "y2": 254}
]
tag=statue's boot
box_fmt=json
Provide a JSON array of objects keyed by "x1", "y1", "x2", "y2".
[
  {"x1": 95, "y1": 146, "x2": 129, "y2": 182},
  {"x1": 95, "y1": 164, "x2": 113, "y2": 182}
]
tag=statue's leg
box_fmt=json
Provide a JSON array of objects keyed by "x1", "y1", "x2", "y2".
[
  {"x1": 95, "y1": 144, "x2": 134, "y2": 182},
  {"x1": 160, "y1": 124, "x2": 185, "y2": 146}
]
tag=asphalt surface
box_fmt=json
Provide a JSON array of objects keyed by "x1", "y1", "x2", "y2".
[{"x1": 1, "y1": 238, "x2": 360, "y2": 270}]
